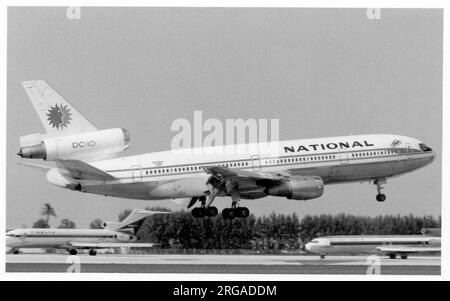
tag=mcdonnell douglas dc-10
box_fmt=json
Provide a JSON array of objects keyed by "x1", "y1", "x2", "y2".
[{"x1": 17, "y1": 81, "x2": 435, "y2": 219}]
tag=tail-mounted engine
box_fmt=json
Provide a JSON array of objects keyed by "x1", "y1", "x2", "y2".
[{"x1": 18, "y1": 128, "x2": 130, "y2": 162}]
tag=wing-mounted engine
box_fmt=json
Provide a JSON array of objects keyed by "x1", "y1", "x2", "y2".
[
  {"x1": 266, "y1": 176, "x2": 324, "y2": 200},
  {"x1": 18, "y1": 128, "x2": 130, "y2": 162}
]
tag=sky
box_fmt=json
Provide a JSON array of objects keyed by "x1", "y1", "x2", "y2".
[{"x1": 6, "y1": 7, "x2": 442, "y2": 228}]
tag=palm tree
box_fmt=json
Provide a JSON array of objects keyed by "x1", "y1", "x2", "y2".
[{"x1": 40, "y1": 203, "x2": 57, "y2": 225}]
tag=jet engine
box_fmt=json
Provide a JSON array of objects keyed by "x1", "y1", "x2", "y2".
[
  {"x1": 112, "y1": 232, "x2": 137, "y2": 242},
  {"x1": 18, "y1": 128, "x2": 130, "y2": 162},
  {"x1": 266, "y1": 176, "x2": 324, "y2": 200}
]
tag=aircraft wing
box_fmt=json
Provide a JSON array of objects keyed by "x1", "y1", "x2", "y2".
[
  {"x1": 58, "y1": 159, "x2": 116, "y2": 180},
  {"x1": 69, "y1": 242, "x2": 158, "y2": 248},
  {"x1": 376, "y1": 246, "x2": 441, "y2": 254},
  {"x1": 202, "y1": 165, "x2": 285, "y2": 183},
  {"x1": 200, "y1": 165, "x2": 290, "y2": 200}
]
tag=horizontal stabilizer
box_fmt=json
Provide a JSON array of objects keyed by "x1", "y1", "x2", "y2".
[
  {"x1": 14, "y1": 161, "x2": 53, "y2": 172},
  {"x1": 58, "y1": 160, "x2": 116, "y2": 180}
]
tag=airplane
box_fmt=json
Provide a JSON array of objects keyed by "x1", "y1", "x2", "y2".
[
  {"x1": 16, "y1": 80, "x2": 435, "y2": 219},
  {"x1": 6, "y1": 209, "x2": 169, "y2": 255},
  {"x1": 304, "y1": 228, "x2": 441, "y2": 259}
]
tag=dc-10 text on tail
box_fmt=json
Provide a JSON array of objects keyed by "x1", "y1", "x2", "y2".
[{"x1": 17, "y1": 81, "x2": 435, "y2": 219}]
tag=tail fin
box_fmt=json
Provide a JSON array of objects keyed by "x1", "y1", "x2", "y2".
[
  {"x1": 21, "y1": 80, "x2": 97, "y2": 134},
  {"x1": 103, "y1": 209, "x2": 170, "y2": 233}
]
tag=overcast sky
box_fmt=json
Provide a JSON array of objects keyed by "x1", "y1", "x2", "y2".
[{"x1": 6, "y1": 7, "x2": 442, "y2": 228}]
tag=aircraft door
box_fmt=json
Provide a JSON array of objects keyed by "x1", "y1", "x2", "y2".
[
  {"x1": 131, "y1": 165, "x2": 142, "y2": 182},
  {"x1": 251, "y1": 155, "x2": 261, "y2": 171},
  {"x1": 339, "y1": 149, "x2": 348, "y2": 164},
  {"x1": 405, "y1": 143, "x2": 412, "y2": 158}
]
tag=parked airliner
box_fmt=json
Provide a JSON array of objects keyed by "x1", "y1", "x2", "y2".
[
  {"x1": 17, "y1": 81, "x2": 435, "y2": 219},
  {"x1": 6, "y1": 209, "x2": 168, "y2": 255},
  {"x1": 305, "y1": 228, "x2": 441, "y2": 259}
]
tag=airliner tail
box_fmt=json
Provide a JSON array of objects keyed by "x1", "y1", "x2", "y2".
[{"x1": 21, "y1": 80, "x2": 97, "y2": 135}]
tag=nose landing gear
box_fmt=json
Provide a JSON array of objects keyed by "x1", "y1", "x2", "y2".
[{"x1": 374, "y1": 178, "x2": 387, "y2": 202}]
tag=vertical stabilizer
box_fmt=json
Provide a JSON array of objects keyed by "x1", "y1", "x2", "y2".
[{"x1": 21, "y1": 80, "x2": 97, "y2": 134}]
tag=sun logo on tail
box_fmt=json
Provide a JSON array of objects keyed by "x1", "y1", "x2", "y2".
[{"x1": 47, "y1": 104, "x2": 72, "y2": 129}]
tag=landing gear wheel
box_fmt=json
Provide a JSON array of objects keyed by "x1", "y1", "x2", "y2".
[
  {"x1": 320, "y1": 254, "x2": 326, "y2": 259},
  {"x1": 89, "y1": 249, "x2": 97, "y2": 256},
  {"x1": 12, "y1": 249, "x2": 19, "y2": 255},
  {"x1": 400, "y1": 254, "x2": 408, "y2": 260},
  {"x1": 69, "y1": 249, "x2": 78, "y2": 255},
  {"x1": 376, "y1": 193, "x2": 386, "y2": 202},
  {"x1": 192, "y1": 207, "x2": 206, "y2": 218},
  {"x1": 235, "y1": 207, "x2": 250, "y2": 218},
  {"x1": 389, "y1": 254, "x2": 396, "y2": 259},
  {"x1": 205, "y1": 206, "x2": 218, "y2": 217},
  {"x1": 222, "y1": 208, "x2": 236, "y2": 220}
]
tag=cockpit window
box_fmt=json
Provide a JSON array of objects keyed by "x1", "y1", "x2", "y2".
[{"x1": 419, "y1": 143, "x2": 432, "y2": 152}]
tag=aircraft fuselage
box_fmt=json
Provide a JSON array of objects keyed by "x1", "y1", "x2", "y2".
[{"x1": 48, "y1": 134, "x2": 434, "y2": 201}]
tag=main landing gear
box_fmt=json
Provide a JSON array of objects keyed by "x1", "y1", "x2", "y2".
[
  {"x1": 222, "y1": 207, "x2": 250, "y2": 219},
  {"x1": 221, "y1": 189, "x2": 249, "y2": 219},
  {"x1": 190, "y1": 178, "x2": 250, "y2": 220},
  {"x1": 374, "y1": 179, "x2": 387, "y2": 202},
  {"x1": 190, "y1": 196, "x2": 219, "y2": 218}
]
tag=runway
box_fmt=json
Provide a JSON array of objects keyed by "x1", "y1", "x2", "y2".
[{"x1": 6, "y1": 254, "x2": 440, "y2": 275}]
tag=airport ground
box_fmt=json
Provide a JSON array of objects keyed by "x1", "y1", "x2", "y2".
[{"x1": 6, "y1": 254, "x2": 440, "y2": 275}]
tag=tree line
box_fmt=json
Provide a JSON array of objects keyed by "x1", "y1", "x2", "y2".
[
  {"x1": 30, "y1": 203, "x2": 440, "y2": 251},
  {"x1": 134, "y1": 209, "x2": 440, "y2": 251},
  {"x1": 31, "y1": 203, "x2": 76, "y2": 229}
]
